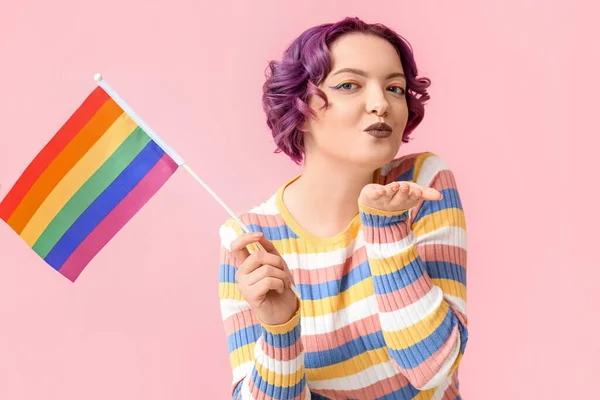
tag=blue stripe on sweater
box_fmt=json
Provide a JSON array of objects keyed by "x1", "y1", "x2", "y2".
[
  {"x1": 251, "y1": 369, "x2": 306, "y2": 398},
  {"x1": 296, "y1": 261, "x2": 371, "y2": 300},
  {"x1": 227, "y1": 324, "x2": 261, "y2": 353},
  {"x1": 247, "y1": 224, "x2": 300, "y2": 241},
  {"x1": 387, "y1": 309, "x2": 458, "y2": 369},
  {"x1": 412, "y1": 188, "x2": 462, "y2": 224},
  {"x1": 371, "y1": 257, "x2": 426, "y2": 294},
  {"x1": 426, "y1": 261, "x2": 466, "y2": 286},
  {"x1": 262, "y1": 323, "x2": 301, "y2": 348},
  {"x1": 219, "y1": 263, "x2": 237, "y2": 283},
  {"x1": 304, "y1": 331, "x2": 386, "y2": 368}
]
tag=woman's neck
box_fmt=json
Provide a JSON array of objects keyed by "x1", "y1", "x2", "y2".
[{"x1": 282, "y1": 154, "x2": 376, "y2": 238}]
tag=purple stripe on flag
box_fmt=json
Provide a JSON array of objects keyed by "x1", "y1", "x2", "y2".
[{"x1": 58, "y1": 153, "x2": 178, "y2": 282}]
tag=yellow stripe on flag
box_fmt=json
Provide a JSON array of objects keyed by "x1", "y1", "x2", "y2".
[{"x1": 19, "y1": 112, "x2": 136, "y2": 246}]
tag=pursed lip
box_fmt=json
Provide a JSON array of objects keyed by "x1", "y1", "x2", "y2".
[{"x1": 364, "y1": 122, "x2": 393, "y2": 138}]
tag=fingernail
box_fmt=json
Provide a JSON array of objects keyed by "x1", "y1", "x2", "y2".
[{"x1": 252, "y1": 232, "x2": 263, "y2": 237}]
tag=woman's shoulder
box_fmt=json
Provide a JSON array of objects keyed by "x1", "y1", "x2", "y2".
[{"x1": 378, "y1": 150, "x2": 454, "y2": 187}]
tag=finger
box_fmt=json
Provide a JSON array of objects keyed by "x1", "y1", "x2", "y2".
[
  {"x1": 387, "y1": 181, "x2": 400, "y2": 195},
  {"x1": 230, "y1": 231, "x2": 264, "y2": 263},
  {"x1": 256, "y1": 236, "x2": 295, "y2": 284},
  {"x1": 424, "y1": 187, "x2": 443, "y2": 200},
  {"x1": 372, "y1": 186, "x2": 386, "y2": 200},
  {"x1": 404, "y1": 182, "x2": 442, "y2": 201},
  {"x1": 246, "y1": 265, "x2": 291, "y2": 287},
  {"x1": 412, "y1": 186, "x2": 442, "y2": 200},
  {"x1": 398, "y1": 182, "x2": 410, "y2": 194},
  {"x1": 256, "y1": 236, "x2": 282, "y2": 256},
  {"x1": 239, "y1": 250, "x2": 286, "y2": 275},
  {"x1": 410, "y1": 186, "x2": 423, "y2": 200},
  {"x1": 251, "y1": 276, "x2": 286, "y2": 296}
]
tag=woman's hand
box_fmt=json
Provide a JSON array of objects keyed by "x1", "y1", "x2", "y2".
[
  {"x1": 230, "y1": 232, "x2": 299, "y2": 326},
  {"x1": 359, "y1": 181, "x2": 443, "y2": 212}
]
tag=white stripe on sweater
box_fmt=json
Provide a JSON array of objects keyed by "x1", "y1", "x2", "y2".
[
  {"x1": 220, "y1": 299, "x2": 251, "y2": 321},
  {"x1": 253, "y1": 336, "x2": 305, "y2": 375},
  {"x1": 282, "y1": 235, "x2": 365, "y2": 271},
  {"x1": 301, "y1": 295, "x2": 378, "y2": 335},
  {"x1": 308, "y1": 360, "x2": 399, "y2": 390},
  {"x1": 415, "y1": 155, "x2": 449, "y2": 188},
  {"x1": 378, "y1": 285, "x2": 444, "y2": 331}
]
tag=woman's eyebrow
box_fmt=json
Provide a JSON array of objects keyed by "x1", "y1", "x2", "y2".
[{"x1": 331, "y1": 68, "x2": 405, "y2": 80}]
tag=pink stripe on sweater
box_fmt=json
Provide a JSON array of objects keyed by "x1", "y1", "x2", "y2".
[
  {"x1": 292, "y1": 246, "x2": 368, "y2": 284},
  {"x1": 302, "y1": 314, "x2": 383, "y2": 351},
  {"x1": 221, "y1": 245, "x2": 241, "y2": 268},
  {"x1": 362, "y1": 219, "x2": 412, "y2": 244},
  {"x1": 315, "y1": 372, "x2": 412, "y2": 399},
  {"x1": 240, "y1": 211, "x2": 288, "y2": 229},
  {"x1": 416, "y1": 243, "x2": 467, "y2": 269},
  {"x1": 376, "y1": 274, "x2": 434, "y2": 312},
  {"x1": 430, "y1": 169, "x2": 457, "y2": 190},
  {"x1": 224, "y1": 309, "x2": 302, "y2": 362},
  {"x1": 261, "y1": 337, "x2": 303, "y2": 362},
  {"x1": 223, "y1": 309, "x2": 258, "y2": 335},
  {"x1": 59, "y1": 154, "x2": 177, "y2": 282}
]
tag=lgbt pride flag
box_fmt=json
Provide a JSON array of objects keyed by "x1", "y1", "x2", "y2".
[{"x1": 0, "y1": 74, "x2": 184, "y2": 282}]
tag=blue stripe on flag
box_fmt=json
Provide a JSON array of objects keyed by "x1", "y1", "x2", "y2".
[{"x1": 44, "y1": 140, "x2": 164, "y2": 270}]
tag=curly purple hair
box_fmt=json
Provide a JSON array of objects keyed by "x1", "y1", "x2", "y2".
[{"x1": 261, "y1": 17, "x2": 432, "y2": 165}]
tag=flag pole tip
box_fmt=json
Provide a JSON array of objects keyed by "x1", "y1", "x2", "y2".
[{"x1": 93, "y1": 73, "x2": 103, "y2": 82}]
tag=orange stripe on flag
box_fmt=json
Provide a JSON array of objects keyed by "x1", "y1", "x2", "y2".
[
  {"x1": 6, "y1": 99, "x2": 123, "y2": 234},
  {"x1": 0, "y1": 86, "x2": 110, "y2": 222}
]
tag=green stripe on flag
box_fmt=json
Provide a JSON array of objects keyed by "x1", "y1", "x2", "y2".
[{"x1": 33, "y1": 127, "x2": 151, "y2": 258}]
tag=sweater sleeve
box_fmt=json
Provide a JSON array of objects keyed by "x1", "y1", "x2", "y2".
[
  {"x1": 359, "y1": 153, "x2": 469, "y2": 391},
  {"x1": 218, "y1": 220, "x2": 311, "y2": 400}
]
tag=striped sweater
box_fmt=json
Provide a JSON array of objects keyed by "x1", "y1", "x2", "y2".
[{"x1": 218, "y1": 152, "x2": 468, "y2": 400}]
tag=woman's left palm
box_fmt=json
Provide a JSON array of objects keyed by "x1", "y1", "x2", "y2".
[{"x1": 359, "y1": 181, "x2": 443, "y2": 212}]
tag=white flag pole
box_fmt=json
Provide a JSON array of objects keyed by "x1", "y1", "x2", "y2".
[{"x1": 93, "y1": 74, "x2": 300, "y2": 298}]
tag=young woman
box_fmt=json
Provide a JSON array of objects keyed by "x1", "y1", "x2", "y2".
[{"x1": 218, "y1": 17, "x2": 468, "y2": 400}]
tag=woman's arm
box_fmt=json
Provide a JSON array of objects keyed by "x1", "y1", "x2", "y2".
[
  {"x1": 359, "y1": 153, "x2": 468, "y2": 390},
  {"x1": 219, "y1": 221, "x2": 311, "y2": 400}
]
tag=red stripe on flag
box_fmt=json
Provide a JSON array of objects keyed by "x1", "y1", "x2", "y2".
[
  {"x1": 58, "y1": 153, "x2": 178, "y2": 282},
  {"x1": 0, "y1": 86, "x2": 110, "y2": 222}
]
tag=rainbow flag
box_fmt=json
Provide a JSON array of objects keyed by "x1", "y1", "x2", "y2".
[{"x1": 0, "y1": 78, "x2": 183, "y2": 282}]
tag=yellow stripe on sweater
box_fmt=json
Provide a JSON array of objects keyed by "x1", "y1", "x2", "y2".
[
  {"x1": 229, "y1": 343, "x2": 254, "y2": 369},
  {"x1": 255, "y1": 360, "x2": 305, "y2": 388},
  {"x1": 219, "y1": 283, "x2": 245, "y2": 301},
  {"x1": 412, "y1": 207, "x2": 466, "y2": 236},
  {"x1": 382, "y1": 301, "x2": 450, "y2": 350},
  {"x1": 432, "y1": 278, "x2": 466, "y2": 301},
  {"x1": 368, "y1": 244, "x2": 419, "y2": 275},
  {"x1": 306, "y1": 347, "x2": 390, "y2": 381},
  {"x1": 301, "y1": 277, "x2": 374, "y2": 317}
]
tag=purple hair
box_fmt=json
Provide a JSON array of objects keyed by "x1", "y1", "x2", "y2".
[{"x1": 261, "y1": 17, "x2": 432, "y2": 165}]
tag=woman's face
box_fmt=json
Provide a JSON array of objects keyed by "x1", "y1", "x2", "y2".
[{"x1": 303, "y1": 33, "x2": 409, "y2": 170}]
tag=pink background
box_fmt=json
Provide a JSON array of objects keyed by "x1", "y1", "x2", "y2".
[{"x1": 0, "y1": 1, "x2": 597, "y2": 399}]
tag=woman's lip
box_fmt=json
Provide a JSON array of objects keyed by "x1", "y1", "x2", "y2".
[{"x1": 366, "y1": 129, "x2": 393, "y2": 138}]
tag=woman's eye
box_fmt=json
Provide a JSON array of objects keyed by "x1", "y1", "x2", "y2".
[
  {"x1": 389, "y1": 86, "x2": 406, "y2": 95},
  {"x1": 332, "y1": 82, "x2": 405, "y2": 95},
  {"x1": 335, "y1": 82, "x2": 359, "y2": 90}
]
